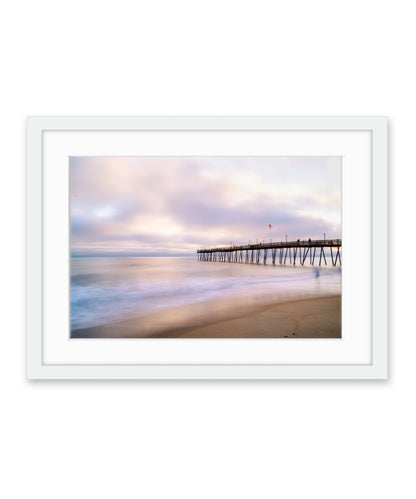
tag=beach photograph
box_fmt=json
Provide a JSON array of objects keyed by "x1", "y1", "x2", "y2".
[{"x1": 70, "y1": 156, "x2": 342, "y2": 338}]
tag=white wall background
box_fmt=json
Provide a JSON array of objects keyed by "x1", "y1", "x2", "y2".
[{"x1": 0, "y1": 1, "x2": 412, "y2": 498}]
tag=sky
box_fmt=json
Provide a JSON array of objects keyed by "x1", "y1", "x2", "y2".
[{"x1": 70, "y1": 156, "x2": 342, "y2": 256}]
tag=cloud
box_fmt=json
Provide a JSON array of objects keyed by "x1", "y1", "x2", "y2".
[{"x1": 70, "y1": 156, "x2": 341, "y2": 255}]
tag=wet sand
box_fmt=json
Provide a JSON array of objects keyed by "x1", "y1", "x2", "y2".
[{"x1": 71, "y1": 294, "x2": 341, "y2": 339}]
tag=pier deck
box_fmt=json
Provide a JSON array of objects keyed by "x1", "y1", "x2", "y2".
[{"x1": 197, "y1": 239, "x2": 342, "y2": 266}]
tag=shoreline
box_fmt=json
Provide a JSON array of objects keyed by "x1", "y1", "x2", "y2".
[{"x1": 71, "y1": 294, "x2": 341, "y2": 339}]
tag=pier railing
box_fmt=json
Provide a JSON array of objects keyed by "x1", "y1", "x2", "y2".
[{"x1": 197, "y1": 239, "x2": 342, "y2": 266}]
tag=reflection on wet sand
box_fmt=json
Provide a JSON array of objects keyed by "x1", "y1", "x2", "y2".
[{"x1": 72, "y1": 294, "x2": 341, "y2": 339}]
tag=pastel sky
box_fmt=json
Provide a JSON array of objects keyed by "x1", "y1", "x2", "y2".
[{"x1": 70, "y1": 156, "x2": 342, "y2": 256}]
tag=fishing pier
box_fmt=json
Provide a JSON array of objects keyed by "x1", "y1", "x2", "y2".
[{"x1": 197, "y1": 239, "x2": 342, "y2": 266}]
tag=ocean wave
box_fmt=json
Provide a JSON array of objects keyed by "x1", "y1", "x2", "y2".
[{"x1": 70, "y1": 257, "x2": 341, "y2": 330}]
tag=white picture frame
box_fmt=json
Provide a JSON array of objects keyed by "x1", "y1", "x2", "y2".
[{"x1": 26, "y1": 116, "x2": 388, "y2": 379}]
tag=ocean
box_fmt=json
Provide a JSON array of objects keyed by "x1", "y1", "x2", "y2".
[{"x1": 70, "y1": 255, "x2": 341, "y2": 332}]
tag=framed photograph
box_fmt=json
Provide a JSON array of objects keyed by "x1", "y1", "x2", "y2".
[{"x1": 26, "y1": 116, "x2": 388, "y2": 379}]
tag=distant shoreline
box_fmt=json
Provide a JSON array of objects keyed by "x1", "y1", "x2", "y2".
[
  {"x1": 71, "y1": 254, "x2": 195, "y2": 258},
  {"x1": 71, "y1": 294, "x2": 341, "y2": 339}
]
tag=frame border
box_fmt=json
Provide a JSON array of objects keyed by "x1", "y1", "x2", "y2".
[{"x1": 26, "y1": 116, "x2": 388, "y2": 379}]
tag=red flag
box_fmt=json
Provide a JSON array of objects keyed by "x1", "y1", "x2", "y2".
[{"x1": 269, "y1": 224, "x2": 272, "y2": 228}]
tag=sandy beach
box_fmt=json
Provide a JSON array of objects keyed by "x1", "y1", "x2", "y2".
[{"x1": 71, "y1": 294, "x2": 341, "y2": 339}]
